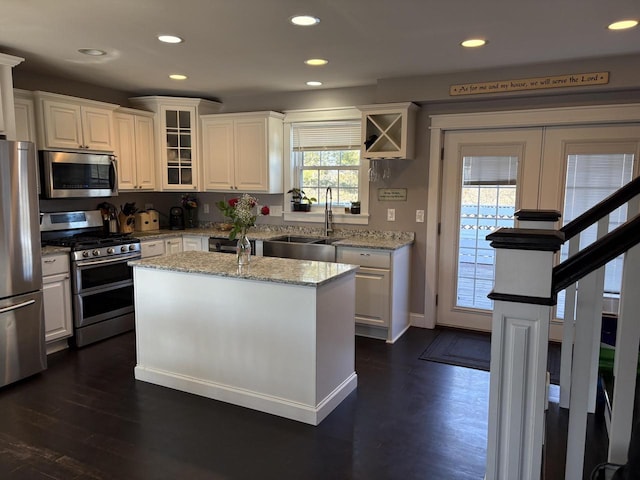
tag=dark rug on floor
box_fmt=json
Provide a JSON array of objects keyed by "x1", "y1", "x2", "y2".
[{"x1": 419, "y1": 329, "x2": 561, "y2": 384}]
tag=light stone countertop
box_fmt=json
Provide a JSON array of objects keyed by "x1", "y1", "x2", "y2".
[
  {"x1": 41, "y1": 245, "x2": 71, "y2": 256},
  {"x1": 134, "y1": 227, "x2": 414, "y2": 250},
  {"x1": 129, "y1": 250, "x2": 359, "y2": 287}
]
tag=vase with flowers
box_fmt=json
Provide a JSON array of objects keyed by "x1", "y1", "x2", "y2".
[
  {"x1": 181, "y1": 194, "x2": 199, "y2": 228},
  {"x1": 216, "y1": 194, "x2": 270, "y2": 265}
]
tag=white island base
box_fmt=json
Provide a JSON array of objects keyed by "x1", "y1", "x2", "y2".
[{"x1": 132, "y1": 255, "x2": 357, "y2": 426}]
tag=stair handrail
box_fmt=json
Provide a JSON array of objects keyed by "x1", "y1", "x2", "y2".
[
  {"x1": 553, "y1": 213, "x2": 640, "y2": 293},
  {"x1": 561, "y1": 176, "x2": 640, "y2": 241}
]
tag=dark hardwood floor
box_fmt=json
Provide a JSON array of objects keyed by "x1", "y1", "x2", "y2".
[{"x1": 0, "y1": 327, "x2": 607, "y2": 479}]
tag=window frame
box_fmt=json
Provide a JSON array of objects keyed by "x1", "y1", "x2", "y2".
[{"x1": 283, "y1": 107, "x2": 369, "y2": 225}]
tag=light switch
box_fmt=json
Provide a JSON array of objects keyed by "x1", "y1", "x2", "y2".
[
  {"x1": 387, "y1": 208, "x2": 395, "y2": 221},
  {"x1": 416, "y1": 209, "x2": 424, "y2": 223}
]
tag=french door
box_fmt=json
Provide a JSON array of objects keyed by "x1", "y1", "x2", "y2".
[
  {"x1": 436, "y1": 124, "x2": 640, "y2": 333},
  {"x1": 437, "y1": 129, "x2": 543, "y2": 331}
]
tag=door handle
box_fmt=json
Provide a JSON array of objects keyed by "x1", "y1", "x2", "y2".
[{"x1": 0, "y1": 299, "x2": 36, "y2": 315}]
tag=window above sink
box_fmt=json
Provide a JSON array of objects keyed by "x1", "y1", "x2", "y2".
[{"x1": 283, "y1": 108, "x2": 370, "y2": 225}]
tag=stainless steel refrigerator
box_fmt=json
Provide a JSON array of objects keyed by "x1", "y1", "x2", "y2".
[{"x1": 0, "y1": 139, "x2": 46, "y2": 387}]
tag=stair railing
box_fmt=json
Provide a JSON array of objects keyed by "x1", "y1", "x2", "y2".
[{"x1": 484, "y1": 176, "x2": 640, "y2": 480}]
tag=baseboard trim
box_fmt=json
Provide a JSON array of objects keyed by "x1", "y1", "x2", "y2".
[
  {"x1": 410, "y1": 312, "x2": 428, "y2": 329},
  {"x1": 134, "y1": 365, "x2": 357, "y2": 426}
]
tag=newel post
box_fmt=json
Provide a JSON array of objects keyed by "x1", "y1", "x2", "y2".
[{"x1": 484, "y1": 228, "x2": 564, "y2": 480}]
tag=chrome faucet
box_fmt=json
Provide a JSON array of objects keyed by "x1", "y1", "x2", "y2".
[{"x1": 324, "y1": 187, "x2": 333, "y2": 236}]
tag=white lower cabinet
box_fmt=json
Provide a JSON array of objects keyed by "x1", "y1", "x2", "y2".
[
  {"x1": 140, "y1": 236, "x2": 190, "y2": 258},
  {"x1": 354, "y1": 266, "x2": 390, "y2": 327},
  {"x1": 336, "y1": 245, "x2": 410, "y2": 343},
  {"x1": 140, "y1": 239, "x2": 166, "y2": 258},
  {"x1": 182, "y1": 235, "x2": 208, "y2": 251},
  {"x1": 165, "y1": 237, "x2": 183, "y2": 255},
  {"x1": 41, "y1": 253, "x2": 73, "y2": 353}
]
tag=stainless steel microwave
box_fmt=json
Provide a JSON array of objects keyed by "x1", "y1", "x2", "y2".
[{"x1": 39, "y1": 150, "x2": 118, "y2": 198}]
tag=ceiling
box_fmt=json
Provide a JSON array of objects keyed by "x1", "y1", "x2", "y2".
[{"x1": 1, "y1": 0, "x2": 639, "y2": 102}]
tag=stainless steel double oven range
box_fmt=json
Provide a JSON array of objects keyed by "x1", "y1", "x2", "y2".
[{"x1": 41, "y1": 210, "x2": 141, "y2": 347}]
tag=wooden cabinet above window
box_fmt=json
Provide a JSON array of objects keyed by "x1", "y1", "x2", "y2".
[{"x1": 358, "y1": 102, "x2": 419, "y2": 160}]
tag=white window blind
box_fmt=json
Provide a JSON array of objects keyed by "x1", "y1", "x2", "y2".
[
  {"x1": 564, "y1": 153, "x2": 634, "y2": 225},
  {"x1": 292, "y1": 121, "x2": 361, "y2": 151},
  {"x1": 557, "y1": 152, "x2": 635, "y2": 317},
  {"x1": 462, "y1": 155, "x2": 518, "y2": 185}
]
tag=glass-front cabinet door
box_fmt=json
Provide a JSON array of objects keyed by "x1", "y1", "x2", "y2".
[
  {"x1": 161, "y1": 105, "x2": 197, "y2": 190},
  {"x1": 128, "y1": 96, "x2": 222, "y2": 192}
]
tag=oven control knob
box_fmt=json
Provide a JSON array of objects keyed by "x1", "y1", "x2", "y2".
[
  {"x1": 83, "y1": 251, "x2": 90, "y2": 258},
  {"x1": 129, "y1": 245, "x2": 136, "y2": 251},
  {"x1": 107, "y1": 247, "x2": 115, "y2": 254},
  {"x1": 121, "y1": 246, "x2": 127, "y2": 252},
  {"x1": 93, "y1": 249, "x2": 100, "y2": 256}
]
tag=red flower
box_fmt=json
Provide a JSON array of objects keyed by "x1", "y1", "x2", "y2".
[
  {"x1": 261, "y1": 205, "x2": 270, "y2": 216},
  {"x1": 228, "y1": 198, "x2": 239, "y2": 207}
]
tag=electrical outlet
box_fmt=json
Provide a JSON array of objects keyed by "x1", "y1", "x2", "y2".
[
  {"x1": 387, "y1": 208, "x2": 395, "y2": 221},
  {"x1": 203, "y1": 203, "x2": 210, "y2": 214},
  {"x1": 269, "y1": 205, "x2": 283, "y2": 216},
  {"x1": 416, "y1": 209, "x2": 425, "y2": 223}
]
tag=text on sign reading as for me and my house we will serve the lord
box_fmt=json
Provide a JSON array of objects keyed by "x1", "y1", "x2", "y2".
[{"x1": 450, "y1": 71, "x2": 610, "y2": 96}]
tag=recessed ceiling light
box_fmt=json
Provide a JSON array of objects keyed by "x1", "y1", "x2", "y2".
[
  {"x1": 461, "y1": 39, "x2": 487, "y2": 48},
  {"x1": 306, "y1": 81, "x2": 323, "y2": 87},
  {"x1": 78, "y1": 48, "x2": 106, "y2": 56},
  {"x1": 608, "y1": 19, "x2": 638, "y2": 30},
  {"x1": 169, "y1": 74, "x2": 187, "y2": 80},
  {"x1": 290, "y1": 15, "x2": 320, "y2": 26},
  {"x1": 305, "y1": 58, "x2": 328, "y2": 66},
  {"x1": 158, "y1": 34, "x2": 183, "y2": 44}
]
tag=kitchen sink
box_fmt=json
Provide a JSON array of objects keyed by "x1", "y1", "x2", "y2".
[
  {"x1": 268, "y1": 235, "x2": 324, "y2": 243},
  {"x1": 310, "y1": 238, "x2": 343, "y2": 245},
  {"x1": 263, "y1": 236, "x2": 343, "y2": 262}
]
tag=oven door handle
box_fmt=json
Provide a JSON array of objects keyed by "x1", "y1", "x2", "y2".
[{"x1": 76, "y1": 254, "x2": 140, "y2": 268}]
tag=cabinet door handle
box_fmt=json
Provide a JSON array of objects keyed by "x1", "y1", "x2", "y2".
[
  {"x1": 359, "y1": 253, "x2": 371, "y2": 256},
  {"x1": 44, "y1": 258, "x2": 57, "y2": 263}
]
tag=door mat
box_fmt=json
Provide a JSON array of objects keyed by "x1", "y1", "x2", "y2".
[{"x1": 419, "y1": 329, "x2": 561, "y2": 384}]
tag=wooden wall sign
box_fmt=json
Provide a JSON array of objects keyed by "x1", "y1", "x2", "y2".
[{"x1": 450, "y1": 71, "x2": 609, "y2": 96}]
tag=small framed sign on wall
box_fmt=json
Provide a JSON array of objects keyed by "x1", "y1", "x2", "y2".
[{"x1": 378, "y1": 188, "x2": 407, "y2": 201}]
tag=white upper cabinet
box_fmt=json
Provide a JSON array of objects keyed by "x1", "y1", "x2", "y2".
[
  {"x1": 129, "y1": 96, "x2": 221, "y2": 192},
  {"x1": 0, "y1": 53, "x2": 24, "y2": 139},
  {"x1": 34, "y1": 91, "x2": 118, "y2": 151},
  {"x1": 358, "y1": 102, "x2": 419, "y2": 160},
  {"x1": 14, "y1": 89, "x2": 37, "y2": 145},
  {"x1": 114, "y1": 108, "x2": 156, "y2": 191},
  {"x1": 201, "y1": 111, "x2": 284, "y2": 193}
]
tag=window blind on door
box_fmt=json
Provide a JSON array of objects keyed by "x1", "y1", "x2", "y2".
[{"x1": 462, "y1": 155, "x2": 518, "y2": 185}]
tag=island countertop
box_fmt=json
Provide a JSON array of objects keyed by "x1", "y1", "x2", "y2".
[{"x1": 129, "y1": 250, "x2": 358, "y2": 287}]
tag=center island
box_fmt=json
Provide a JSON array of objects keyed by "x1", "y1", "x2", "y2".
[{"x1": 129, "y1": 251, "x2": 359, "y2": 426}]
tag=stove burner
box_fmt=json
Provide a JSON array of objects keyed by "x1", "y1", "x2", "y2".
[{"x1": 44, "y1": 233, "x2": 139, "y2": 250}]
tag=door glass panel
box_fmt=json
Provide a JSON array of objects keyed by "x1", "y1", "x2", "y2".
[
  {"x1": 557, "y1": 152, "x2": 634, "y2": 317},
  {"x1": 457, "y1": 155, "x2": 518, "y2": 310}
]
